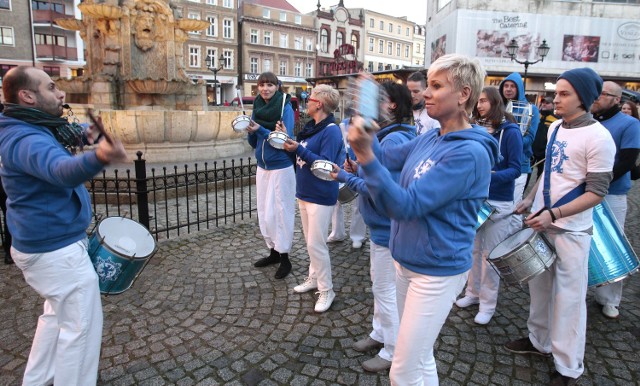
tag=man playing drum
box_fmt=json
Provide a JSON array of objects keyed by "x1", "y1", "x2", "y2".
[
  {"x1": 0, "y1": 66, "x2": 127, "y2": 385},
  {"x1": 506, "y1": 68, "x2": 616, "y2": 386}
]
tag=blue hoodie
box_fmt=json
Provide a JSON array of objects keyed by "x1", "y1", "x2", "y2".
[
  {"x1": 499, "y1": 72, "x2": 539, "y2": 173},
  {"x1": 0, "y1": 114, "x2": 105, "y2": 253},
  {"x1": 360, "y1": 126, "x2": 499, "y2": 276},
  {"x1": 247, "y1": 103, "x2": 295, "y2": 170},
  {"x1": 488, "y1": 121, "x2": 522, "y2": 201},
  {"x1": 337, "y1": 123, "x2": 416, "y2": 247}
]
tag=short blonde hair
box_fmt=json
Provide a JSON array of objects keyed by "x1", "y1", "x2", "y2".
[
  {"x1": 428, "y1": 54, "x2": 486, "y2": 114},
  {"x1": 312, "y1": 84, "x2": 340, "y2": 113}
]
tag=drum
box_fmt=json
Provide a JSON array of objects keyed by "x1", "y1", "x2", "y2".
[
  {"x1": 88, "y1": 217, "x2": 157, "y2": 295},
  {"x1": 475, "y1": 201, "x2": 496, "y2": 231},
  {"x1": 232, "y1": 115, "x2": 251, "y2": 133},
  {"x1": 488, "y1": 228, "x2": 556, "y2": 285},
  {"x1": 267, "y1": 131, "x2": 289, "y2": 149},
  {"x1": 311, "y1": 160, "x2": 335, "y2": 181},
  {"x1": 506, "y1": 100, "x2": 533, "y2": 135},
  {"x1": 588, "y1": 203, "x2": 640, "y2": 287},
  {"x1": 338, "y1": 183, "x2": 358, "y2": 204}
]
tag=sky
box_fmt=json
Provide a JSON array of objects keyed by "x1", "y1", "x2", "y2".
[{"x1": 286, "y1": 0, "x2": 427, "y2": 25}]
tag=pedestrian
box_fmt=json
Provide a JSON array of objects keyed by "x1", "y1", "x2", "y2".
[
  {"x1": 0, "y1": 66, "x2": 128, "y2": 385},
  {"x1": 506, "y1": 67, "x2": 616, "y2": 386},
  {"x1": 406, "y1": 71, "x2": 440, "y2": 135},
  {"x1": 247, "y1": 72, "x2": 296, "y2": 279},
  {"x1": 347, "y1": 54, "x2": 499, "y2": 384},
  {"x1": 621, "y1": 100, "x2": 639, "y2": 119},
  {"x1": 281, "y1": 84, "x2": 345, "y2": 313}
]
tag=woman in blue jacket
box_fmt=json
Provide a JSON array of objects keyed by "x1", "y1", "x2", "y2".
[
  {"x1": 247, "y1": 72, "x2": 296, "y2": 279},
  {"x1": 456, "y1": 86, "x2": 522, "y2": 325}
]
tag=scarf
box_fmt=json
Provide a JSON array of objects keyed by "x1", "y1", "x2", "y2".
[
  {"x1": 252, "y1": 91, "x2": 289, "y2": 131},
  {"x1": 561, "y1": 112, "x2": 596, "y2": 129},
  {"x1": 593, "y1": 105, "x2": 620, "y2": 122},
  {"x1": 297, "y1": 114, "x2": 336, "y2": 141},
  {"x1": 2, "y1": 103, "x2": 83, "y2": 151}
]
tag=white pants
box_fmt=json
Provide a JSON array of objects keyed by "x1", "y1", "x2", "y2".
[
  {"x1": 509, "y1": 174, "x2": 527, "y2": 230},
  {"x1": 594, "y1": 194, "x2": 627, "y2": 307},
  {"x1": 329, "y1": 200, "x2": 366, "y2": 243},
  {"x1": 11, "y1": 240, "x2": 103, "y2": 386},
  {"x1": 465, "y1": 200, "x2": 517, "y2": 314},
  {"x1": 390, "y1": 262, "x2": 468, "y2": 386},
  {"x1": 528, "y1": 231, "x2": 591, "y2": 379},
  {"x1": 369, "y1": 241, "x2": 399, "y2": 362},
  {"x1": 256, "y1": 166, "x2": 296, "y2": 253},
  {"x1": 299, "y1": 200, "x2": 334, "y2": 291}
]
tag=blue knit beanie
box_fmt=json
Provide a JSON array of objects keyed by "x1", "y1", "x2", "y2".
[{"x1": 557, "y1": 68, "x2": 603, "y2": 111}]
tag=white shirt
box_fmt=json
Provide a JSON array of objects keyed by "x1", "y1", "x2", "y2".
[{"x1": 413, "y1": 107, "x2": 440, "y2": 136}]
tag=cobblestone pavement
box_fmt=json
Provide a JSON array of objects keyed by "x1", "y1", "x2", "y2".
[{"x1": 1, "y1": 183, "x2": 639, "y2": 386}]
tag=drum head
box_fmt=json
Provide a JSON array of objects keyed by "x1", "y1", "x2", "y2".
[
  {"x1": 490, "y1": 228, "x2": 534, "y2": 260},
  {"x1": 97, "y1": 217, "x2": 156, "y2": 258},
  {"x1": 232, "y1": 116, "x2": 250, "y2": 133},
  {"x1": 311, "y1": 160, "x2": 334, "y2": 181},
  {"x1": 268, "y1": 132, "x2": 288, "y2": 149}
]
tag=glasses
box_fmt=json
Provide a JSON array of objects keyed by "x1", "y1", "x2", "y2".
[
  {"x1": 307, "y1": 97, "x2": 322, "y2": 104},
  {"x1": 600, "y1": 92, "x2": 619, "y2": 98}
]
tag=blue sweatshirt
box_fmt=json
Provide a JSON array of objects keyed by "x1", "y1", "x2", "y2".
[
  {"x1": 361, "y1": 126, "x2": 499, "y2": 276},
  {"x1": 600, "y1": 112, "x2": 640, "y2": 195},
  {"x1": 247, "y1": 104, "x2": 295, "y2": 170},
  {"x1": 0, "y1": 114, "x2": 105, "y2": 253},
  {"x1": 294, "y1": 114, "x2": 345, "y2": 205},
  {"x1": 488, "y1": 121, "x2": 523, "y2": 201},
  {"x1": 500, "y1": 72, "x2": 539, "y2": 173},
  {"x1": 337, "y1": 124, "x2": 416, "y2": 247}
]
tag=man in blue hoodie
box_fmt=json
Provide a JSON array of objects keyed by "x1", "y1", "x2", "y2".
[{"x1": 0, "y1": 66, "x2": 127, "y2": 386}]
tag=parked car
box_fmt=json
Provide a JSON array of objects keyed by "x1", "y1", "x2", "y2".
[{"x1": 622, "y1": 89, "x2": 640, "y2": 104}]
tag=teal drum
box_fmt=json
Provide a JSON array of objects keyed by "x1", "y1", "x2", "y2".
[
  {"x1": 88, "y1": 217, "x2": 157, "y2": 295},
  {"x1": 588, "y1": 202, "x2": 640, "y2": 287},
  {"x1": 475, "y1": 201, "x2": 496, "y2": 231}
]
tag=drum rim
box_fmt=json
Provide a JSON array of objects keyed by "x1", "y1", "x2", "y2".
[{"x1": 94, "y1": 217, "x2": 158, "y2": 260}]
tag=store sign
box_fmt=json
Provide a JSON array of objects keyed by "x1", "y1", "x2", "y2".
[{"x1": 326, "y1": 44, "x2": 360, "y2": 75}]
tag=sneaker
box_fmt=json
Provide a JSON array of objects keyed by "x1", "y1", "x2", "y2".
[
  {"x1": 504, "y1": 337, "x2": 551, "y2": 357},
  {"x1": 314, "y1": 289, "x2": 335, "y2": 313},
  {"x1": 352, "y1": 337, "x2": 384, "y2": 352},
  {"x1": 602, "y1": 305, "x2": 620, "y2": 319},
  {"x1": 474, "y1": 311, "x2": 493, "y2": 325},
  {"x1": 352, "y1": 240, "x2": 363, "y2": 249},
  {"x1": 294, "y1": 277, "x2": 318, "y2": 293},
  {"x1": 455, "y1": 296, "x2": 479, "y2": 308},
  {"x1": 362, "y1": 355, "x2": 392, "y2": 373},
  {"x1": 549, "y1": 371, "x2": 579, "y2": 386}
]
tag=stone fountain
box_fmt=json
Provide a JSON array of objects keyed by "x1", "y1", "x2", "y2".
[{"x1": 55, "y1": 0, "x2": 248, "y2": 163}]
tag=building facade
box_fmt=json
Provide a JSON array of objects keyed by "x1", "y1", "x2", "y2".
[{"x1": 412, "y1": 24, "x2": 426, "y2": 67}]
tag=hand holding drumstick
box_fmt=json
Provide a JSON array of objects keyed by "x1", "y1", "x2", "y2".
[{"x1": 87, "y1": 109, "x2": 128, "y2": 164}]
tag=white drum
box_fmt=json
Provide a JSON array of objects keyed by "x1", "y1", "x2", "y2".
[
  {"x1": 267, "y1": 131, "x2": 290, "y2": 149},
  {"x1": 232, "y1": 115, "x2": 251, "y2": 133},
  {"x1": 311, "y1": 160, "x2": 335, "y2": 181}
]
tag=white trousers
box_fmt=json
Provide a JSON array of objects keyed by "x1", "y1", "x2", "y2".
[
  {"x1": 369, "y1": 241, "x2": 399, "y2": 362},
  {"x1": 256, "y1": 166, "x2": 296, "y2": 253},
  {"x1": 509, "y1": 174, "x2": 527, "y2": 230},
  {"x1": 594, "y1": 194, "x2": 627, "y2": 307},
  {"x1": 11, "y1": 240, "x2": 103, "y2": 386},
  {"x1": 329, "y1": 200, "x2": 366, "y2": 243},
  {"x1": 299, "y1": 200, "x2": 334, "y2": 291},
  {"x1": 527, "y1": 231, "x2": 591, "y2": 379},
  {"x1": 390, "y1": 262, "x2": 468, "y2": 386},
  {"x1": 465, "y1": 200, "x2": 517, "y2": 314}
]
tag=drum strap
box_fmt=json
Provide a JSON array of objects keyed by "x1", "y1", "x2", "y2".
[{"x1": 543, "y1": 126, "x2": 586, "y2": 209}]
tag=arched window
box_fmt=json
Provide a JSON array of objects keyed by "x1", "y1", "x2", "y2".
[
  {"x1": 336, "y1": 31, "x2": 344, "y2": 47},
  {"x1": 351, "y1": 33, "x2": 359, "y2": 52},
  {"x1": 320, "y1": 29, "x2": 328, "y2": 52}
]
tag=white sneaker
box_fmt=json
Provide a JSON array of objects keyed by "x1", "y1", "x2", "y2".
[
  {"x1": 474, "y1": 311, "x2": 494, "y2": 325},
  {"x1": 314, "y1": 289, "x2": 335, "y2": 312},
  {"x1": 352, "y1": 240, "x2": 363, "y2": 249},
  {"x1": 294, "y1": 277, "x2": 318, "y2": 293},
  {"x1": 455, "y1": 296, "x2": 479, "y2": 308},
  {"x1": 602, "y1": 305, "x2": 620, "y2": 319}
]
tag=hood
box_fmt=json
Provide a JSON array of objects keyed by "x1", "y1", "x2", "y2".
[
  {"x1": 499, "y1": 72, "x2": 527, "y2": 103},
  {"x1": 442, "y1": 125, "x2": 499, "y2": 168}
]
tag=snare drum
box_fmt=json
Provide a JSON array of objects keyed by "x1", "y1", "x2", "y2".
[
  {"x1": 267, "y1": 131, "x2": 290, "y2": 149},
  {"x1": 232, "y1": 115, "x2": 251, "y2": 133},
  {"x1": 311, "y1": 160, "x2": 335, "y2": 181},
  {"x1": 88, "y1": 217, "x2": 157, "y2": 295},
  {"x1": 588, "y1": 203, "x2": 640, "y2": 287},
  {"x1": 338, "y1": 183, "x2": 358, "y2": 204},
  {"x1": 475, "y1": 201, "x2": 496, "y2": 231},
  {"x1": 488, "y1": 228, "x2": 556, "y2": 285}
]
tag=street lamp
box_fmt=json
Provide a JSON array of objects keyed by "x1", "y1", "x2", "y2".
[
  {"x1": 205, "y1": 53, "x2": 225, "y2": 105},
  {"x1": 506, "y1": 39, "x2": 550, "y2": 91}
]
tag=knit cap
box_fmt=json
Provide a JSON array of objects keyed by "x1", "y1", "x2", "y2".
[{"x1": 557, "y1": 68, "x2": 603, "y2": 111}]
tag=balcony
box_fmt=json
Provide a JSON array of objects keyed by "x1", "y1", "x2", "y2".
[
  {"x1": 35, "y1": 44, "x2": 78, "y2": 61},
  {"x1": 33, "y1": 9, "x2": 72, "y2": 24}
]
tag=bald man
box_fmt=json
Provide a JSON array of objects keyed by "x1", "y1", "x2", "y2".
[{"x1": 590, "y1": 81, "x2": 640, "y2": 319}]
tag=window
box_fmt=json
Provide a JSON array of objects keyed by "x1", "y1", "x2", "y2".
[
  {"x1": 294, "y1": 62, "x2": 301, "y2": 77},
  {"x1": 0, "y1": 0, "x2": 10, "y2": 10},
  {"x1": 206, "y1": 0, "x2": 216, "y2": 5},
  {"x1": 31, "y1": 1, "x2": 64, "y2": 13},
  {"x1": 223, "y1": 18, "x2": 232, "y2": 38},
  {"x1": 280, "y1": 12, "x2": 286, "y2": 22},
  {"x1": 223, "y1": 0, "x2": 232, "y2": 8},
  {"x1": 280, "y1": 33, "x2": 288, "y2": 48},
  {"x1": 387, "y1": 42, "x2": 392, "y2": 55},
  {"x1": 351, "y1": 33, "x2": 358, "y2": 51},
  {"x1": 294, "y1": 36, "x2": 303, "y2": 50},
  {"x1": 306, "y1": 62, "x2": 313, "y2": 77},
  {"x1": 250, "y1": 57, "x2": 258, "y2": 73},
  {"x1": 379, "y1": 21, "x2": 383, "y2": 30},
  {"x1": 264, "y1": 31, "x2": 272, "y2": 45},
  {"x1": 396, "y1": 43, "x2": 400, "y2": 57},
  {"x1": 378, "y1": 39, "x2": 383, "y2": 53},
  {"x1": 189, "y1": 45, "x2": 201, "y2": 68},
  {"x1": 336, "y1": 31, "x2": 343, "y2": 47},
  {"x1": 368, "y1": 37, "x2": 374, "y2": 52},
  {"x1": 369, "y1": 18, "x2": 374, "y2": 28},
  {"x1": 223, "y1": 49, "x2": 233, "y2": 69},
  {"x1": 398, "y1": 25, "x2": 401, "y2": 34},
  {"x1": 377, "y1": 62, "x2": 383, "y2": 71},
  {"x1": 405, "y1": 45, "x2": 410, "y2": 57},
  {"x1": 263, "y1": 59, "x2": 271, "y2": 72},
  {"x1": 206, "y1": 16, "x2": 217, "y2": 37},
  {"x1": 279, "y1": 60, "x2": 287, "y2": 76},
  {"x1": 305, "y1": 38, "x2": 313, "y2": 51},
  {"x1": 42, "y1": 66, "x2": 60, "y2": 76},
  {"x1": 262, "y1": 9, "x2": 270, "y2": 18},
  {"x1": 295, "y1": 15, "x2": 301, "y2": 25},
  {"x1": 0, "y1": 27, "x2": 14, "y2": 46},
  {"x1": 389, "y1": 23, "x2": 393, "y2": 33},
  {"x1": 34, "y1": 33, "x2": 65, "y2": 46},
  {"x1": 367, "y1": 61, "x2": 373, "y2": 72},
  {"x1": 320, "y1": 29, "x2": 328, "y2": 52},
  {"x1": 188, "y1": 12, "x2": 201, "y2": 34},
  {"x1": 250, "y1": 29, "x2": 258, "y2": 44},
  {"x1": 416, "y1": 43, "x2": 420, "y2": 54},
  {"x1": 406, "y1": 27, "x2": 410, "y2": 36},
  {"x1": 206, "y1": 47, "x2": 217, "y2": 67}
]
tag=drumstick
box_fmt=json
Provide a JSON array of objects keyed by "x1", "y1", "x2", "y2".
[
  {"x1": 87, "y1": 108, "x2": 114, "y2": 145},
  {"x1": 236, "y1": 88, "x2": 246, "y2": 115},
  {"x1": 531, "y1": 158, "x2": 546, "y2": 169},
  {"x1": 280, "y1": 93, "x2": 287, "y2": 121}
]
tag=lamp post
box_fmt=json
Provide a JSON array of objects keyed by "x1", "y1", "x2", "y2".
[
  {"x1": 205, "y1": 53, "x2": 225, "y2": 105},
  {"x1": 506, "y1": 39, "x2": 550, "y2": 92}
]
